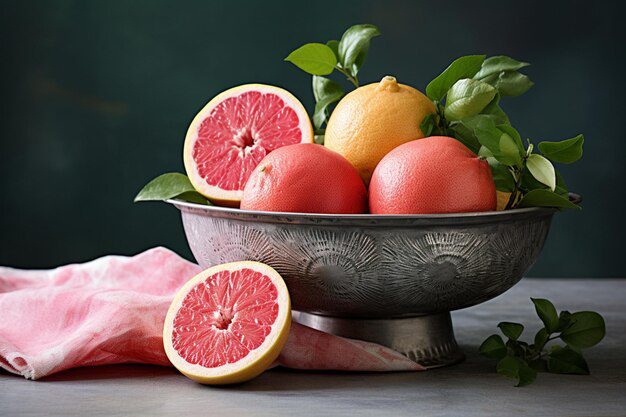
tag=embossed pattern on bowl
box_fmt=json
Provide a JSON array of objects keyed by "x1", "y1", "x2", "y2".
[{"x1": 170, "y1": 201, "x2": 555, "y2": 318}]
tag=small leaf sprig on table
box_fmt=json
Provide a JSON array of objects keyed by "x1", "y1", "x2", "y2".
[
  {"x1": 285, "y1": 24, "x2": 380, "y2": 138},
  {"x1": 420, "y1": 55, "x2": 584, "y2": 210},
  {"x1": 479, "y1": 298, "x2": 606, "y2": 387}
]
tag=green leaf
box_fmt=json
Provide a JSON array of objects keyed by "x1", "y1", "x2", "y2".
[
  {"x1": 499, "y1": 132, "x2": 522, "y2": 166},
  {"x1": 534, "y1": 328, "x2": 550, "y2": 351},
  {"x1": 560, "y1": 311, "x2": 606, "y2": 348},
  {"x1": 444, "y1": 79, "x2": 497, "y2": 121},
  {"x1": 498, "y1": 322, "x2": 524, "y2": 341},
  {"x1": 312, "y1": 76, "x2": 344, "y2": 130},
  {"x1": 554, "y1": 170, "x2": 569, "y2": 197},
  {"x1": 314, "y1": 134, "x2": 325, "y2": 145},
  {"x1": 518, "y1": 189, "x2": 580, "y2": 209},
  {"x1": 285, "y1": 43, "x2": 337, "y2": 76},
  {"x1": 474, "y1": 120, "x2": 502, "y2": 154},
  {"x1": 520, "y1": 168, "x2": 547, "y2": 192},
  {"x1": 492, "y1": 71, "x2": 534, "y2": 97},
  {"x1": 478, "y1": 146, "x2": 493, "y2": 158},
  {"x1": 506, "y1": 338, "x2": 526, "y2": 357},
  {"x1": 326, "y1": 40, "x2": 339, "y2": 58},
  {"x1": 473, "y1": 118, "x2": 519, "y2": 165},
  {"x1": 557, "y1": 311, "x2": 573, "y2": 332},
  {"x1": 451, "y1": 126, "x2": 480, "y2": 153},
  {"x1": 497, "y1": 124, "x2": 524, "y2": 152},
  {"x1": 517, "y1": 362, "x2": 538, "y2": 386},
  {"x1": 497, "y1": 356, "x2": 535, "y2": 386},
  {"x1": 352, "y1": 43, "x2": 371, "y2": 77},
  {"x1": 497, "y1": 356, "x2": 521, "y2": 379},
  {"x1": 426, "y1": 55, "x2": 486, "y2": 101},
  {"x1": 531, "y1": 298, "x2": 559, "y2": 333},
  {"x1": 450, "y1": 124, "x2": 480, "y2": 154},
  {"x1": 420, "y1": 113, "x2": 435, "y2": 137},
  {"x1": 450, "y1": 115, "x2": 500, "y2": 154},
  {"x1": 547, "y1": 346, "x2": 590, "y2": 375},
  {"x1": 134, "y1": 173, "x2": 208, "y2": 204},
  {"x1": 313, "y1": 93, "x2": 344, "y2": 130},
  {"x1": 337, "y1": 24, "x2": 380, "y2": 75},
  {"x1": 474, "y1": 56, "x2": 530, "y2": 79},
  {"x1": 538, "y1": 135, "x2": 584, "y2": 164},
  {"x1": 312, "y1": 75, "x2": 342, "y2": 102},
  {"x1": 488, "y1": 159, "x2": 516, "y2": 192},
  {"x1": 451, "y1": 113, "x2": 514, "y2": 156},
  {"x1": 479, "y1": 334, "x2": 507, "y2": 359},
  {"x1": 526, "y1": 154, "x2": 556, "y2": 191},
  {"x1": 175, "y1": 191, "x2": 210, "y2": 205},
  {"x1": 474, "y1": 56, "x2": 533, "y2": 97},
  {"x1": 480, "y1": 94, "x2": 510, "y2": 125}
]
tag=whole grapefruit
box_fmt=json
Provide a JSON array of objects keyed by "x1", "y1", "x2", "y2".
[
  {"x1": 369, "y1": 136, "x2": 497, "y2": 214},
  {"x1": 241, "y1": 143, "x2": 367, "y2": 214},
  {"x1": 324, "y1": 75, "x2": 436, "y2": 184}
]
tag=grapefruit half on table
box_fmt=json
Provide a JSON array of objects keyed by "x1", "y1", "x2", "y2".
[
  {"x1": 163, "y1": 261, "x2": 291, "y2": 385},
  {"x1": 183, "y1": 84, "x2": 314, "y2": 206}
]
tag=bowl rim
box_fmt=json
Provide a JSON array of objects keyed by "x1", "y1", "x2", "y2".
[{"x1": 166, "y1": 193, "x2": 579, "y2": 226}]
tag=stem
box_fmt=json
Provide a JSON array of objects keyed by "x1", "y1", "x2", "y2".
[
  {"x1": 504, "y1": 169, "x2": 521, "y2": 210},
  {"x1": 505, "y1": 164, "x2": 526, "y2": 210},
  {"x1": 529, "y1": 334, "x2": 560, "y2": 362},
  {"x1": 435, "y1": 102, "x2": 450, "y2": 136},
  {"x1": 336, "y1": 66, "x2": 359, "y2": 88}
]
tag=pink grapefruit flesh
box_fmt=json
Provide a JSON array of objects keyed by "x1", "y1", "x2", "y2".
[
  {"x1": 184, "y1": 84, "x2": 313, "y2": 205},
  {"x1": 163, "y1": 261, "x2": 291, "y2": 385}
]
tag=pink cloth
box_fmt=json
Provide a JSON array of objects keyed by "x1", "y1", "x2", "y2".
[{"x1": 0, "y1": 247, "x2": 422, "y2": 379}]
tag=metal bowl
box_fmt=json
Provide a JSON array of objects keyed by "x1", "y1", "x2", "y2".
[{"x1": 169, "y1": 197, "x2": 576, "y2": 367}]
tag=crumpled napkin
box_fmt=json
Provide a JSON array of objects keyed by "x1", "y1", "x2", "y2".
[{"x1": 0, "y1": 247, "x2": 422, "y2": 379}]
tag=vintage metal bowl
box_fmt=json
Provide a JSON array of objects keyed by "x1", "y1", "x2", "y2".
[{"x1": 168, "y1": 196, "x2": 578, "y2": 368}]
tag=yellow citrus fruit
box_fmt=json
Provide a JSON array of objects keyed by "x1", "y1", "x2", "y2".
[
  {"x1": 496, "y1": 191, "x2": 512, "y2": 211},
  {"x1": 324, "y1": 75, "x2": 436, "y2": 184},
  {"x1": 163, "y1": 261, "x2": 291, "y2": 385}
]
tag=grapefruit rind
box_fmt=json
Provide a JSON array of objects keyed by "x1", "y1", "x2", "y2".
[
  {"x1": 163, "y1": 261, "x2": 291, "y2": 385},
  {"x1": 183, "y1": 84, "x2": 314, "y2": 205}
]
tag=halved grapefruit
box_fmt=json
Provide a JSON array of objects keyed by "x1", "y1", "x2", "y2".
[
  {"x1": 163, "y1": 261, "x2": 291, "y2": 385},
  {"x1": 183, "y1": 84, "x2": 314, "y2": 206}
]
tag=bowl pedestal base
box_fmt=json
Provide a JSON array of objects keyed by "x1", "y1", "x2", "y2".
[{"x1": 292, "y1": 311, "x2": 465, "y2": 369}]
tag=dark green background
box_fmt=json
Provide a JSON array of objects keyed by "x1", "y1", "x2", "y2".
[{"x1": 1, "y1": 0, "x2": 624, "y2": 277}]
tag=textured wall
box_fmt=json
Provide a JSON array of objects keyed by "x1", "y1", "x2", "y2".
[{"x1": 1, "y1": 0, "x2": 624, "y2": 276}]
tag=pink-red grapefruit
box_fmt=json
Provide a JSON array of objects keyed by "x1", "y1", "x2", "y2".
[
  {"x1": 241, "y1": 143, "x2": 367, "y2": 214},
  {"x1": 369, "y1": 136, "x2": 497, "y2": 214},
  {"x1": 163, "y1": 261, "x2": 291, "y2": 385}
]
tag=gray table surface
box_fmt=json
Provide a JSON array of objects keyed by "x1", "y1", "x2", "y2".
[{"x1": 1, "y1": 278, "x2": 624, "y2": 417}]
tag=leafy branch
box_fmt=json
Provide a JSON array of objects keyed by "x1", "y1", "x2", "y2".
[
  {"x1": 285, "y1": 24, "x2": 380, "y2": 137},
  {"x1": 479, "y1": 298, "x2": 605, "y2": 386},
  {"x1": 420, "y1": 55, "x2": 584, "y2": 209}
]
